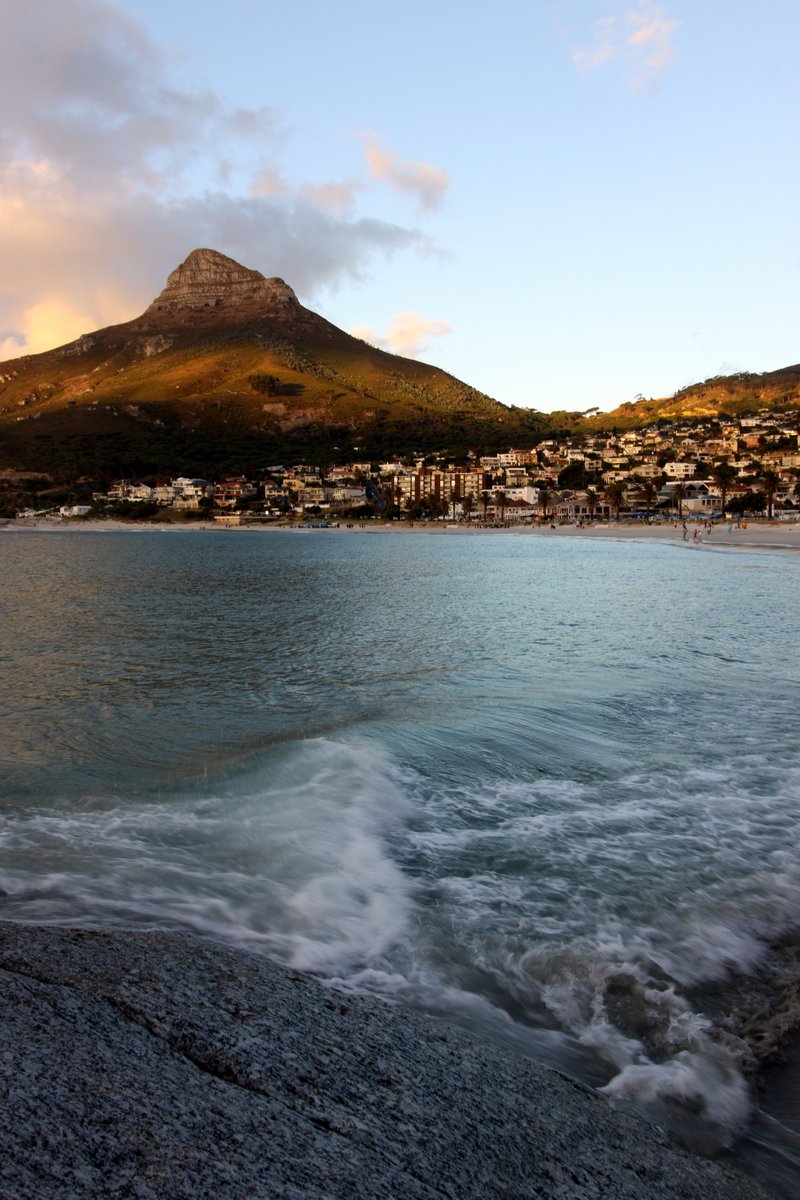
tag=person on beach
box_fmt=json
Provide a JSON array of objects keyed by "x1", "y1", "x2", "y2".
[{"x1": 682, "y1": 521, "x2": 688, "y2": 541}]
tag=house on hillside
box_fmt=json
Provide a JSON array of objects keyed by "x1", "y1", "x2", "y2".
[
  {"x1": 172, "y1": 478, "x2": 214, "y2": 509},
  {"x1": 663, "y1": 462, "x2": 695, "y2": 480},
  {"x1": 215, "y1": 478, "x2": 257, "y2": 508},
  {"x1": 661, "y1": 481, "x2": 720, "y2": 514},
  {"x1": 108, "y1": 481, "x2": 155, "y2": 503}
]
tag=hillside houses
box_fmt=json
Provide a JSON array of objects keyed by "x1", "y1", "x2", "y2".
[{"x1": 64, "y1": 407, "x2": 800, "y2": 524}]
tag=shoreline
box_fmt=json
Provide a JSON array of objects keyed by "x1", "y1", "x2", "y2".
[
  {"x1": 4, "y1": 514, "x2": 800, "y2": 553},
  {"x1": 0, "y1": 921, "x2": 770, "y2": 1200}
]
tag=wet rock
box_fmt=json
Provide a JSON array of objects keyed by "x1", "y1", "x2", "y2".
[{"x1": 0, "y1": 924, "x2": 770, "y2": 1200}]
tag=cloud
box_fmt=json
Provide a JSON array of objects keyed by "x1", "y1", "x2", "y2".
[
  {"x1": 571, "y1": 16, "x2": 619, "y2": 72},
  {"x1": 0, "y1": 0, "x2": 237, "y2": 189},
  {"x1": 572, "y1": 2, "x2": 678, "y2": 87},
  {"x1": 0, "y1": 0, "x2": 426, "y2": 359},
  {"x1": 352, "y1": 312, "x2": 453, "y2": 360},
  {"x1": 300, "y1": 181, "x2": 362, "y2": 213},
  {"x1": 0, "y1": 163, "x2": 418, "y2": 357},
  {"x1": 361, "y1": 137, "x2": 449, "y2": 213},
  {"x1": 251, "y1": 174, "x2": 361, "y2": 213},
  {"x1": 250, "y1": 170, "x2": 288, "y2": 198}
]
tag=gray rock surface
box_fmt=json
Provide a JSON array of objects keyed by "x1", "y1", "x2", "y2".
[
  {"x1": 0, "y1": 924, "x2": 769, "y2": 1199},
  {"x1": 142, "y1": 248, "x2": 309, "y2": 326}
]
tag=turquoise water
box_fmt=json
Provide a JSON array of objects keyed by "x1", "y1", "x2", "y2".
[{"x1": 2, "y1": 528, "x2": 799, "y2": 1193}]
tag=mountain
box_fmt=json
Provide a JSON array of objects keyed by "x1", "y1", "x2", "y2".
[
  {"x1": 558, "y1": 365, "x2": 800, "y2": 433},
  {"x1": 0, "y1": 249, "x2": 545, "y2": 478}
]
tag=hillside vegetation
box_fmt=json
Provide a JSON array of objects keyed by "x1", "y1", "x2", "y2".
[{"x1": 551, "y1": 365, "x2": 800, "y2": 433}]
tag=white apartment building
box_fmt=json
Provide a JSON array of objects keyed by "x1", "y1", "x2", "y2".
[
  {"x1": 496, "y1": 450, "x2": 536, "y2": 467},
  {"x1": 504, "y1": 467, "x2": 531, "y2": 486},
  {"x1": 327, "y1": 486, "x2": 367, "y2": 504},
  {"x1": 663, "y1": 462, "x2": 696, "y2": 479},
  {"x1": 504, "y1": 486, "x2": 540, "y2": 505},
  {"x1": 172, "y1": 478, "x2": 214, "y2": 509}
]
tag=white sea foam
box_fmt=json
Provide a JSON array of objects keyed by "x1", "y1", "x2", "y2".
[
  {"x1": 603, "y1": 1051, "x2": 752, "y2": 1143},
  {"x1": 0, "y1": 739, "x2": 415, "y2": 975},
  {"x1": 369, "y1": 750, "x2": 800, "y2": 1149},
  {"x1": 3, "y1": 732, "x2": 800, "y2": 1156}
]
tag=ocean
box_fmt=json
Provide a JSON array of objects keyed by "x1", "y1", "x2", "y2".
[{"x1": 1, "y1": 527, "x2": 799, "y2": 1195}]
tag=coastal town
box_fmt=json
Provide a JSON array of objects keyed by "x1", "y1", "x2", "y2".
[{"x1": 13, "y1": 407, "x2": 800, "y2": 524}]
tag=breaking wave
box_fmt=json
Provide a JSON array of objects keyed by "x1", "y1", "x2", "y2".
[{"x1": 4, "y1": 734, "x2": 800, "y2": 1160}]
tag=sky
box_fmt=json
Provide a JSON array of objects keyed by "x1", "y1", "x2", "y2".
[{"x1": 2, "y1": 0, "x2": 799, "y2": 413}]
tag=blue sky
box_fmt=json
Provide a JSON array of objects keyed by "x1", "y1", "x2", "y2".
[{"x1": 2, "y1": 0, "x2": 799, "y2": 412}]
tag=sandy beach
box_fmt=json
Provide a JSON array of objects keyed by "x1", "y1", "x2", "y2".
[{"x1": 4, "y1": 514, "x2": 800, "y2": 553}]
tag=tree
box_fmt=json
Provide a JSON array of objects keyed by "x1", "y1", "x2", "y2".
[
  {"x1": 461, "y1": 493, "x2": 475, "y2": 521},
  {"x1": 584, "y1": 487, "x2": 598, "y2": 520},
  {"x1": 249, "y1": 373, "x2": 281, "y2": 395},
  {"x1": 481, "y1": 489, "x2": 492, "y2": 519},
  {"x1": 636, "y1": 478, "x2": 659, "y2": 521},
  {"x1": 710, "y1": 462, "x2": 737, "y2": 516},
  {"x1": 381, "y1": 477, "x2": 399, "y2": 508},
  {"x1": 604, "y1": 481, "x2": 627, "y2": 520},
  {"x1": 672, "y1": 482, "x2": 687, "y2": 520},
  {"x1": 558, "y1": 460, "x2": 600, "y2": 489},
  {"x1": 759, "y1": 468, "x2": 781, "y2": 519},
  {"x1": 538, "y1": 486, "x2": 551, "y2": 522},
  {"x1": 406, "y1": 495, "x2": 448, "y2": 521},
  {"x1": 494, "y1": 489, "x2": 508, "y2": 521},
  {"x1": 728, "y1": 490, "x2": 765, "y2": 516}
]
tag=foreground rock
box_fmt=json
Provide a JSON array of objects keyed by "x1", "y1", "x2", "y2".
[{"x1": 0, "y1": 925, "x2": 768, "y2": 1200}]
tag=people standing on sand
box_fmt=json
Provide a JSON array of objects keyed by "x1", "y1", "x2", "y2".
[{"x1": 682, "y1": 521, "x2": 688, "y2": 541}]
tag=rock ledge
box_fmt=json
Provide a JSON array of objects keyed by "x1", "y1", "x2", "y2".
[{"x1": 0, "y1": 924, "x2": 769, "y2": 1200}]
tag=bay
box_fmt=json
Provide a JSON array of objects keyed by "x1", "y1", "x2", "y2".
[{"x1": 1, "y1": 527, "x2": 799, "y2": 1194}]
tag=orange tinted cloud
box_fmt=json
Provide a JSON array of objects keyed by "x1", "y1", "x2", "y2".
[
  {"x1": 300, "y1": 181, "x2": 361, "y2": 213},
  {"x1": 351, "y1": 311, "x2": 453, "y2": 360},
  {"x1": 0, "y1": 2, "x2": 422, "y2": 358},
  {"x1": 362, "y1": 138, "x2": 449, "y2": 213}
]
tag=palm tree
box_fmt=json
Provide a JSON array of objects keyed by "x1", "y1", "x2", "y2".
[
  {"x1": 538, "y1": 486, "x2": 551, "y2": 522},
  {"x1": 494, "y1": 489, "x2": 508, "y2": 522},
  {"x1": 426, "y1": 495, "x2": 449, "y2": 520},
  {"x1": 603, "y1": 481, "x2": 627, "y2": 520},
  {"x1": 759, "y1": 468, "x2": 781, "y2": 519},
  {"x1": 461, "y1": 493, "x2": 475, "y2": 522},
  {"x1": 636, "y1": 479, "x2": 659, "y2": 522},
  {"x1": 672, "y1": 482, "x2": 687, "y2": 520},
  {"x1": 584, "y1": 487, "x2": 598, "y2": 521},
  {"x1": 710, "y1": 462, "x2": 737, "y2": 518},
  {"x1": 481, "y1": 489, "x2": 492, "y2": 520}
]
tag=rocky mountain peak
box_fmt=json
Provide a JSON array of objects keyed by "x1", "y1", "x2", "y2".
[{"x1": 141, "y1": 248, "x2": 303, "y2": 325}]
